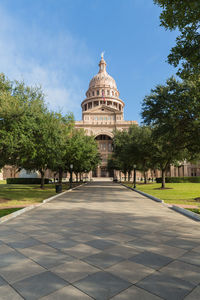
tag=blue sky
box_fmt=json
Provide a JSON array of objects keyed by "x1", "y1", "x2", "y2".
[{"x1": 0, "y1": 0, "x2": 178, "y2": 123}]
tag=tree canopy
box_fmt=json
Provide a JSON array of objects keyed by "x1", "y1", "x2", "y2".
[
  {"x1": 0, "y1": 73, "x2": 101, "y2": 187},
  {"x1": 154, "y1": 0, "x2": 200, "y2": 79}
]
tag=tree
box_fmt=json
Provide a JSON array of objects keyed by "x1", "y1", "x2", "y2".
[
  {"x1": 141, "y1": 77, "x2": 197, "y2": 187},
  {"x1": 0, "y1": 75, "x2": 46, "y2": 173},
  {"x1": 112, "y1": 130, "x2": 134, "y2": 181},
  {"x1": 64, "y1": 129, "x2": 101, "y2": 181},
  {"x1": 128, "y1": 125, "x2": 155, "y2": 184},
  {"x1": 154, "y1": 0, "x2": 200, "y2": 79}
]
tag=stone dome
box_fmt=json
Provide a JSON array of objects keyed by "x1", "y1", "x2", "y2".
[{"x1": 89, "y1": 56, "x2": 117, "y2": 90}]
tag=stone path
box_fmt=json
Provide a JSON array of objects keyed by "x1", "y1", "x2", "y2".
[{"x1": 0, "y1": 182, "x2": 200, "y2": 299}]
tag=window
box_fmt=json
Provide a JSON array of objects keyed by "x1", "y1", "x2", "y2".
[
  {"x1": 107, "y1": 90, "x2": 110, "y2": 95},
  {"x1": 97, "y1": 90, "x2": 99, "y2": 95},
  {"x1": 92, "y1": 91, "x2": 94, "y2": 96},
  {"x1": 112, "y1": 91, "x2": 114, "y2": 96}
]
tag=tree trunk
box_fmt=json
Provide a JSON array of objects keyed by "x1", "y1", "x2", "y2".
[
  {"x1": 120, "y1": 171, "x2": 121, "y2": 182},
  {"x1": 161, "y1": 169, "x2": 166, "y2": 188},
  {"x1": 128, "y1": 171, "x2": 131, "y2": 182},
  {"x1": 40, "y1": 170, "x2": 45, "y2": 189},
  {"x1": 124, "y1": 172, "x2": 127, "y2": 182},
  {"x1": 76, "y1": 173, "x2": 78, "y2": 182},
  {"x1": 58, "y1": 169, "x2": 63, "y2": 184},
  {"x1": 144, "y1": 171, "x2": 147, "y2": 184}
]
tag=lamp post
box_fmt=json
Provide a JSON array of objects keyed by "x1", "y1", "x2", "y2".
[
  {"x1": 133, "y1": 164, "x2": 136, "y2": 189},
  {"x1": 70, "y1": 164, "x2": 73, "y2": 189}
]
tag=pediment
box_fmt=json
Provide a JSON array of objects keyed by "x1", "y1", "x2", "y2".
[{"x1": 89, "y1": 105, "x2": 118, "y2": 114}]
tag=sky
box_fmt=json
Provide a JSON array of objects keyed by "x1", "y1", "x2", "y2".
[{"x1": 0, "y1": 0, "x2": 178, "y2": 123}]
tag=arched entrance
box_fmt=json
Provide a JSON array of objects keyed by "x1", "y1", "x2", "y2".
[{"x1": 93, "y1": 134, "x2": 114, "y2": 178}]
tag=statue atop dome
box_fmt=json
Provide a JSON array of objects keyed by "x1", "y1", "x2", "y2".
[{"x1": 101, "y1": 51, "x2": 105, "y2": 59}]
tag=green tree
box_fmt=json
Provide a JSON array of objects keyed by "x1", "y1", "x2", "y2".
[
  {"x1": 128, "y1": 125, "x2": 155, "y2": 184},
  {"x1": 141, "y1": 77, "x2": 195, "y2": 187},
  {"x1": 154, "y1": 0, "x2": 200, "y2": 79},
  {"x1": 65, "y1": 129, "x2": 101, "y2": 181},
  {"x1": 112, "y1": 130, "x2": 134, "y2": 181}
]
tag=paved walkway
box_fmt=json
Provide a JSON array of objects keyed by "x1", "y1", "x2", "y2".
[{"x1": 0, "y1": 182, "x2": 200, "y2": 299}]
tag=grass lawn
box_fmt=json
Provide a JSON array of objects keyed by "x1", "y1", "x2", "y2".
[
  {"x1": 0, "y1": 207, "x2": 23, "y2": 218},
  {"x1": 0, "y1": 180, "x2": 6, "y2": 184},
  {"x1": 187, "y1": 208, "x2": 200, "y2": 215},
  {"x1": 125, "y1": 182, "x2": 200, "y2": 206},
  {"x1": 0, "y1": 182, "x2": 81, "y2": 209}
]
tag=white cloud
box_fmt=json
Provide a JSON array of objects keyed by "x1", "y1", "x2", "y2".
[{"x1": 0, "y1": 5, "x2": 92, "y2": 119}]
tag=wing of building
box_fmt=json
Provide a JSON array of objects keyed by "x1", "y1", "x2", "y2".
[{"x1": 75, "y1": 55, "x2": 137, "y2": 178}]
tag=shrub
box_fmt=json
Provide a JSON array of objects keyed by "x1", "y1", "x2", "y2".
[
  {"x1": 156, "y1": 177, "x2": 200, "y2": 183},
  {"x1": 6, "y1": 178, "x2": 51, "y2": 184}
]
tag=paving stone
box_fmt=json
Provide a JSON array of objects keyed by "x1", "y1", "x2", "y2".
[
  {"x1": 106, "y1": 260, "x2": 155, "y2": 283},
  {"x1": 47, "y1": 239, "x2": 78, "y2": 250},
  {"x1": 178, "y1": 251, "x2": 200, "y2": 267},
  {"x1": 51, "y1": 259, "x2": 99, "y2": 283},
  {"x1": 126, "y1": 238, "x2": 158, "y2": 252},
  {"x1": 74, "y1": 271, "x2": 132, "y2": 300},
  {"x1": 159, "y1": 260, "x2": 200, "y2": 285},
  {"x1": 86, "y1": 238, "x2": 116, "y2": 250},
  {"x1": 31, "y1": 251, "x2": 74, "y2": 269},
  {"x1": 0, "y1": 233, "x2": 28, "y2": 243},
  {"x1": 137, "y1": 272, "x2": 195, "y2": 300},
  {"x1": 105, "y1": 233, "x2": 134, "y2": 243},
  {"x1": 13, "y1": 271, "x2": 69, "y2": 300},
  {"x1": 129, "y1": 251, "x2": 173, "y2": 270},
  {"x1": 69, "y1": 233, "x2": 95, "y2": 243},
  {"x1": 124, "y1": 228, "x2": 151, "y2": 238},
  {"x1": 184, "y1": 286, "x2": 200, "y2": 300},
  {"x1": 91, "y1": 229, "x2": 115, "y2": 238},
  {"x1": 18, "y1": 244, "x2": 58, "y2": 258},
  {"x1": 164, "y1": 238, "x2": 200, "y2": 250},
  {"x1": 149, "y1": 243, "x2": 187, "y2": 259},
  {"x1": 64, "y1": 243, "x2": 100, "y2": 259},
  {"x1": 0, "y1": 244, "x2": 15, "y2": 254},
  {"x1": 0, "y1": 251, "x2": 27, "y2": 268},
  {"x1": 112, "y1": 285, "x2": 162, "y2": 299},
  {"x1": 0, "y1": 285, "x2": 23, "y2": 300},
  {"x1": 83, "y1": 252, "x2": 124, "y2": 269},
  {"x1": 0, "y1": 275, "x2": 7, "y2": 287},
  {"x1": 7, "y1": 237, "x2": 40, "y2": 249},
  {"x1": 40, "y1": 285, "x2": 93, "y2": 299},
  {"x1": 103, "y1": 244, "x2": 139, "y2": 259},
  {"x1": 0, "y1": 259, "x2": 45, "y2": 283}
]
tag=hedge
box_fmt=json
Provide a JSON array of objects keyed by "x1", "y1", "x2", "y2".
[
  {"x1": 6, "y1": 178, "x2": 51, "y2": 184},
  {"x1": 156, "y1": 177, "x2": 200, "y2": 183}
]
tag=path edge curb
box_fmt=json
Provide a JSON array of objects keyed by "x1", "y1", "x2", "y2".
[
  {"x1": 171, "y1": 205, "x2": 200, "y2": 222},
  {"x1": 120, "y1": 183, "x2": 163, "y2": 203},
  {"x1": 120, "y1": 183, "x2": 200, "y2": 221},
  {"x1": 0, "y1": 183, "x2": 85, "y2": 224}
]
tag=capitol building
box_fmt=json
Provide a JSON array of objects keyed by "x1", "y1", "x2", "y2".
[
  {"x1": 1, "y1": 55, "x2": 199, "y2": 180},
  {"x1": 75, "y1": 54, "x2": 137, "y2": 178}
]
